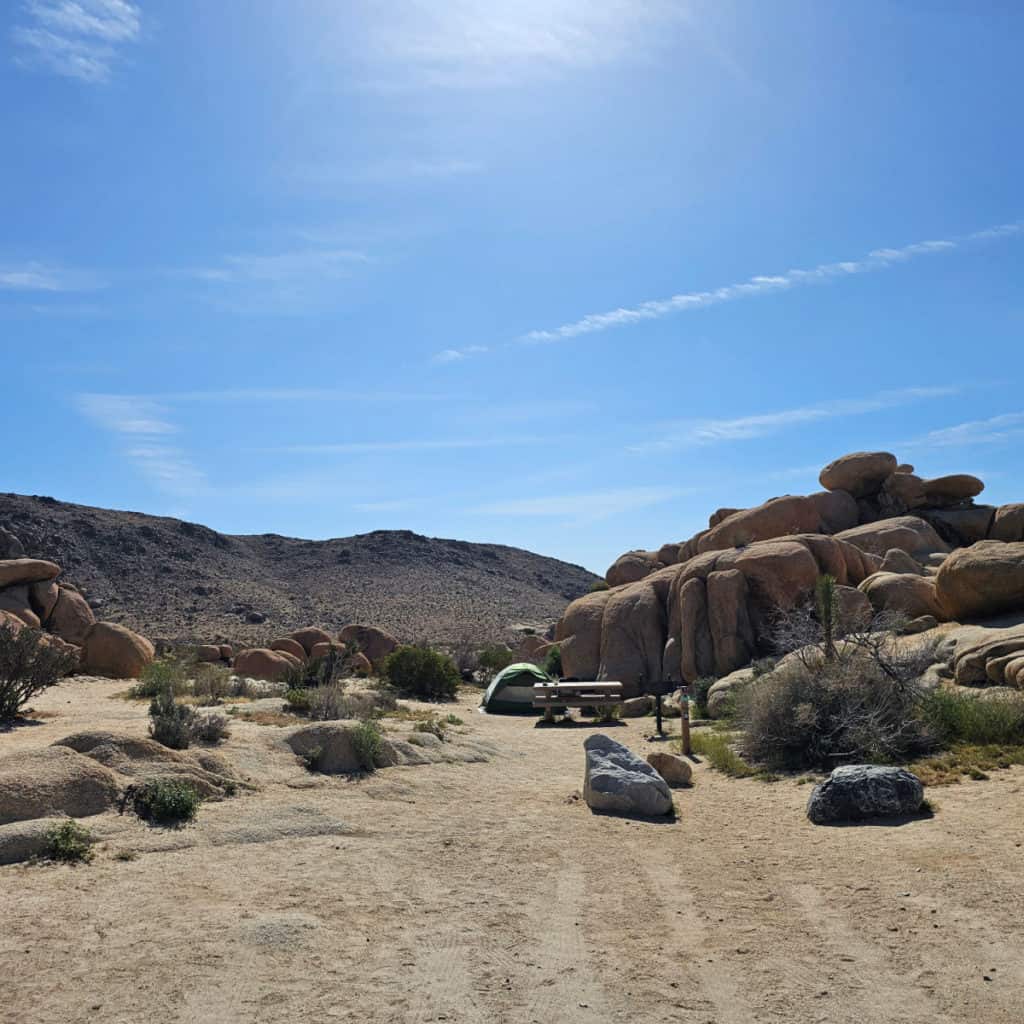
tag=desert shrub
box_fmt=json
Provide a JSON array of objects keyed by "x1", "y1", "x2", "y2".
[
  {"x1": 308, "y1": 684, "x2": 349, "y2": 721},
  {"x1": 284, "y1": 687, "x2": 314, "y2": 712},
  {"x1": 691, "y1": 676, "x2": 716, "y2": 718},
  {"x1": 148, "y1": 688, "x2": 198, "y2": 750},
  {"x1": 589, "y1": 579, "x2": 610, "y2": 592},
  {"x1": 444, "y1": 713, "x2": 463, "y2": 726},
  {"x1": 283, "y1": 648, "x2": 355, "y2": 691},
  {"x1": 192, "y1": 711, "x2": 231, "y2": 743},
  {"x1": 352, "y1": 720, "x2": 383, "y2": 771},
  {"x1": 477, "y1": 645, "x2": 515, "y2": 684},
  {"x1": 739, "y1": 653, "x2": 935, "y2": 771},
  {"x1": 452, "y1": 636, "x2": 480, "y2": 679},
  {"x1": 543, "y1": 644, "x2": 563, "y2": 678},
  {"x1": 132, "y1": 658, "x2": 190, "y2": 698},
  {"x1": 45, "y1": 820, "x2": 94, "y2": 863},
  {"x1": 918, "y1": 689, "x2": 1024, "y2": 746},
  {"x1": 191, "y1": 663, "x2": 232, "y2": 705},
  {"x1": 384, "y1": 646, "x2": 460, "y2": 700},
  {"x1": 0, "y1": 622, "x2": 78, "y2": 721},
  {"x1": 131, "y1": 778, "x2": 202, "y2": 824},
  {"x1": 594, "y1": 703, "x2": 620, "y2": 723},
  {"x1": 413, "y1": 717, "x2": 446, "y2": 739},
  {"x1": 301, "y1": 745, "x2": 323, "y2": 771}
]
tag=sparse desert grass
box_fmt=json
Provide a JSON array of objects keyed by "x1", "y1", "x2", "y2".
[
  {"x1": 131, "y1": 659, "x2": 190, "y2": 698},
  {"x1": 44, "y1": 820, "x2": 94, "y2": 863},
  {"x1": 909, "y1": 744, "x2": 1024, "y2": 786},
  {"x1": 918, "y1": 688, "x2": 1024, "y2": 746},
  {"x1": 412, "y1": 717, "x2": 447, "y2": 739},
  {"x1": 192, "y1": 711, "x2": 231, "y2": 743},
  {"x1": 229, "y1": 707, "x2": 304, "y2": 727},
  {"x1": 687, "y1": 730, "x2": 779, "y2": 782}
]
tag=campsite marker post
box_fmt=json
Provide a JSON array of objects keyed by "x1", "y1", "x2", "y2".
[{"x1": 680, "y1": 686, "x2": 691, "y2": 756}]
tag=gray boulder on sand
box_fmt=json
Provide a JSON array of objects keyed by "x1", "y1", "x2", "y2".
[
  {"x1": 583, "y1": 734, "x2": 673, "y2": 817},
  {"x1": 806, "y1": 765, "x2": 924, "y2": 825}
]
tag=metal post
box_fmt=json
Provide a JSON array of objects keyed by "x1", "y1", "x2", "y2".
[{"x1": 655, "y1": 694, "x2": 663, "y2": 736}]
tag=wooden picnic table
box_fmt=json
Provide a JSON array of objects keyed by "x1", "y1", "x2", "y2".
[{"x1": 532, "y1": 681, "x2": 624, "y2": 721}]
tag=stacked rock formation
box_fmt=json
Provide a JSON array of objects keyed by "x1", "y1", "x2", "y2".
[
  {"x1": 0, "y1": 528, "x2": 154, "y2": 678},
  {"x1": 226, "y1": 623, "x2": 398, "y2": 681},
  {"x1": 557, "y1": 451, "x2": 1024, "y2": 695}
]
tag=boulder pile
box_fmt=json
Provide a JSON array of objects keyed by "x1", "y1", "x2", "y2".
[
  {"x1": 0, "y1": 529, "x2": 154, "y2": 679},
  {"x1": 558, "y1": 451, "x2": 1024, "y2": 695}
]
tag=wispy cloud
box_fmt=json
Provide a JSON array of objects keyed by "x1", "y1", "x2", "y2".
[
  {"x1": 433, "y1": 345, "x2": 489, "y2": 364},
  {"x1": 114, "y1": 388, "x2": 463, "y2": 404},
  {"x1": 0, "y1": 261, "x2": 104, "y2": 291},
  {"x1": 12, "y1": 0, "x2": 141, "y2": 83},
  {"x1": 905, "y1": 412, "x2": 1024, "y2": 449},
  {"x1": 472, "y1": 485, "x2": 686, "y2": 523},
  {"x1": 524, "y1": 221, "x2": 1022, "y2": 344},
  {"x1": 254, "y1": 436, "x2": 552, "y2": 455},
  {"x1": 628, "y1": 387, "x2": 958, "y2": 453},
  {"x1": 329, "y1": 0, "x2": 684, "y2": 90},
  {"x1": 76, "y1": 392, "x2": 205, "y2": 497}
]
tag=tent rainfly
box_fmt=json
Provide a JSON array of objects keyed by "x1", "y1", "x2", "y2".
[{"x1": 481, "y1": 662, "x2": 554, "y2": 714}]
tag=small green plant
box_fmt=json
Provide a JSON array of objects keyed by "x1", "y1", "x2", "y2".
[
  {"x1": 301, "y1": 745, "x2": 323, "y2": 771},
  {"x1": 815, "y1": 574, "x2": 839, "y2": 661},
  {"x1": 131, "y1": 778, "x2": 202, "y2": 824},
  {"x1": 284, "y1": 687, "x2": 314, "y2": 712},
  {"x1": 44, "y1": 820, "x2": 94, "y2": 863},
  {"x1": 691, "y1": 676, "x2": 716, "y2": 718},
  {"x1": 132, "y1": 658, "x2": 189, "y2": 699},
  {"x1": 114, "y1": 849, "x2": 138, "y2": 862},
  {"x1": 413, "y1": 717, "x2": 446, "y2": 739},
  {"x1": 192, "y1": 712, "x2": 231, "y2": 743},
  {"x1": 444, "y1": 713, "x2": 463, "y2": 726},
  {"x1": 689, "y1": 731, "x2": 757, "y2": 778},
  {"x1": 352, "y1": 720, "x2": 383, "y2": 771},
  {"x1": 148, "y1": 688, "x2": 198, "y2": 749},
  {"x1": 384, "y1": 646, "x2": 460, "y2": 700},
  {"x1": 0, "y1": 621, "x2": 79, "y2": 721},
  {"x1": 594, "y1": 703, "x2": 620, "y2": 723},
  {"x1": 191, "y1": 663, "x2": 232, "y2": 705},
  {"x1": 918, "y1": 688, "x2": 1024, "y2": 746},
  {"x1": 588, "y1": 579, "x2": 610, "y2": 592},
  {"x1": 543, "y1": 644, "x2": 563, "y2": 678}
]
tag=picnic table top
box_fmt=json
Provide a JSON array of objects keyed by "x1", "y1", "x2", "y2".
[{"x1": 532, "y1": 681, "x2": 623, "y2": 692}]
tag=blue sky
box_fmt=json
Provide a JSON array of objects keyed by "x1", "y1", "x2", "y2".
[{"x1": 1, "y1": 1, "x2": 1021, "y2": 574}]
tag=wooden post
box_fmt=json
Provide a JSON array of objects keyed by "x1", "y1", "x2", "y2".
[
  {"x1": 680, "y1": 690, "x2": 691, "y2": 756},
  {"x1": 655, "y1": 694, "x2": 664, "y2": 736}
]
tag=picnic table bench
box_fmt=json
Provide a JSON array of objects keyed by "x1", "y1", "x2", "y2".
[{"x1": 532, "y1": 680, "x2": 623, "y2": 721}]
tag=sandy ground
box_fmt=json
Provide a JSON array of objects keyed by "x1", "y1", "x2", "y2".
[{"x1": 2, "y1": 677, "x2": 1024, "y2": 1024}]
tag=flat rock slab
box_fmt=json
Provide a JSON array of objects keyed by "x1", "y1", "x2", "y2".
[
  {"x1": 807, "y1": 765, "x2": 924, "y2": 825},
  {"x1": 583, "y1": 733, "x2": 672, "y2": 817}
]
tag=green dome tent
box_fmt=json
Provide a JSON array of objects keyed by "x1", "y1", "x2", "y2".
[{"x1": 481, "y1": 662, "x2": 554, "y2": 714}]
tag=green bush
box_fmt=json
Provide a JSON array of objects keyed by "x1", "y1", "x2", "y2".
[
  {"x1": 0, "y1": 622, "x2": 78, "y2": 721},
  {"x1": 588, "y1": 579, "x2": 610, "y2": 592},
  {"x1": 132, "y1": 658, "x2": 190, "y2": 698},
  {"x1": 192, "y1": 711, "x2": 231, "y2": 743},
  {"x1": 919, "y1": 689, "x2": 1024, "y2": 746},
  {"x1": 383, "y1": 646, "x2": 460, "y2": 700},
  {"x1": 352, "y1": 721, "x2": 383, "y2": 771},
  {"x1": 131, "y1": 778, "x2": 202, "y2": 824},
  {"x1": 191, "y1": 663, "x2": 232, "y2": 705},
  {"x1": 413, "y1": 717, "x2": 446, "y2": 739},
  {"x1": 284, "y1": 687, "x2": 314, "y2": 712},
  {"x1": 690, "y1": 731, "x2": 757, "y2": 778},
  {"x1": 283, "y1": 648, "x2": 357, "y2": 690},
  {"x1": 45, "y1": 820, "x2": 94, "y2": 863},
  {"x1": 148, "y1": 689, "x2": 198, "y2": 749},
  {"x1": 543, "y1": 644, "x2": 563, "y2": 678},
  {"x1": 477, "y1": 645, "x2": 515, "y2": 683},
  {"x1": 691, "y1": 676, "x2": 716, "y2": 718}
]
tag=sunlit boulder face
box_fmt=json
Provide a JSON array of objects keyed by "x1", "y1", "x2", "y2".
[{"x1": 557, "y1": 448, "x2": 1024, "y2": 692}]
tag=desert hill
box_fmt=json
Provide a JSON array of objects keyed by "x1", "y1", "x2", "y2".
[{"x1": 0, "y1": 493, "x2": 599, "y2": 645}]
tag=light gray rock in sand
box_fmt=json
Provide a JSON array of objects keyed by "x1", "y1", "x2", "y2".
[{"x1": 583, "y1": 734, "x2": 673, "y2": 817}]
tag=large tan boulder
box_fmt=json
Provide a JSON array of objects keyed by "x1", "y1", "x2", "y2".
[
  {"x1": 922, "y1": 474, "x2": 984, "y2": 505},
  {"x1": 858, "y1": 572, "x2": 948, "y2": 621},
  {"x1": 706, "y1": 569, "x2": 755, "y2": 677},
  {"x1": 338, "y1": 624, "x2": 398, "y2": 666},
  {"x1": 598, "y1": 576, "x2": 668, "y2": 698},
  {"x1": 0, "y1": 746, "x2": 122, "y2": 825},
  {"x1": 835, "y1": 516, "x2": 948, "y2": 560},
  {"x1": 921, "y1": 507, "x2": 996, "y2": 547},
  {"x1": 0, "y1": 586, "x2": 40, "y2": 628},
  {"x1": 677, "y1": 577, "x2": 713, "y2": 681},
  {"x1": 606, "y1": 550, "x2": 662, "y2": 587},
  {"x1": 706, "y1": 666, "x2": 756, "y2": 718},
  {"x1": 234, "y1": 647, "x2": 295, "y2": 681},
  {"x1": 990, "y1": 504, "x2": 1024, "y2": 543},
  {"x1": 709, "y1": 507, "x2": 742, "y2": 528},
  {"x1": 935, "y1": 541, "x2": 1024, "y2": 621},
  {"x1": 880, "y1": 547, "x2": 927, "y2": 575},
  {"x1": 696, "y1": 496, "x2": 823, "y2": 554},
  {"x1": 310, "y1": 640, "x2": 347, "y2": 661},
  {"x1": 81, "y1": 622, "x2": 155, "y2": 679},
  {"x1": 28, "y1": 579, "x2": 60, "y2": 623},
  {"x1": 270, "y1": 637, "x2": 307, "y2": 662},
  {"x1": 944, "y1": 626, "x2": 1024, "y2": 686},
  {"x1": 646, "y1": 751, "x2": 692, "y2": 786},
  {"x1": 880, "y1": 472, "x2": 927, "y2": 512},
  {"x1": 656, "y1": 542, "x2": 682, "y2": 566},
  {"x1": 285, "y1": 723, "x2": 380, "y2": 773},
  {"x1": 195, "y1": 644, "x2": 223, "y2": 663},
  {"x1": 819, "y1": 452, "x2": 897, "y2": 498},
  {"x1": 516, "y1": 634, "x2": 550, "y2": 661},
  {"x1": 0, "y1": 558, "x2": 61, "y2": 588},
  {"x1": 556, "y1": 588, "x2": 612, "y2": 680},
  {"x1": 48, "y1": 586, "x2": 96, "y2": 645},
  {"x1": 808, "y1": 489, "x2": 859, "y2": 533},
  {"x1": 835, "y1": 585, "x2": 873, "y2": 630},
  {"x1": 289, "y1": 627, "x2": 333, "y2": 655}
]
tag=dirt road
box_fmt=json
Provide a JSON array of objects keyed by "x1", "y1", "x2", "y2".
[{"x1": 2, "y1": 678, "x2": 1023, "y2": 1023}]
